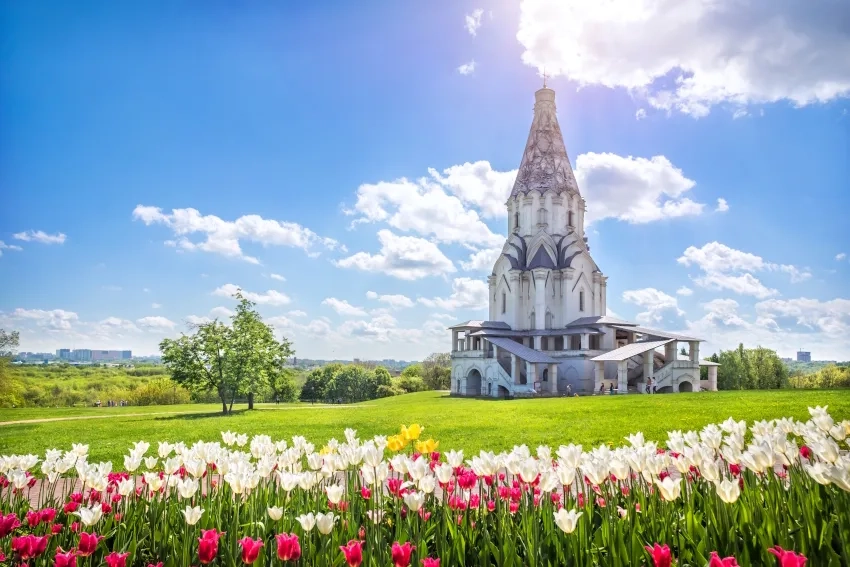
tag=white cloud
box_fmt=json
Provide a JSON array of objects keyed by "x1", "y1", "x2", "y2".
[
  {"x1": 212, "y1": 283, "x2": 291, "y2": 306},
  {"x1": 755, "y1": 298, "x2": 850, "y2": 337},
  {"x1": 836, "y1": 252, "x2": 847, "y2": 261},
  {"x1": 418, "y1": 277, "x2": 489, "y2": 311},
  {"x1": 184, "y1": 315, "x2": 211, "y2": 326},
  {"x1": 322, "y1": 298, "x2": 368, "y2": 317},
  {"x1": 516, "y1": 0, "x2": 850, "y2": 116},
  {"x1": 429, "y1": 161, "x2": 516, "y2": 219},
  {"x1": 694, "y1": 272, "x2": 778, "y2": 299},
  {"x1": 732, "y1": 109, "x2": 749, "y2": 120},
  {"x1": 683, "y1": 296, "x2": 850, "y2": 360},
  {"x1": 365, "y1": 292, "x2": 415, "y2": 309},
  {"x1": 8, "y1": 308, "x2": 79, "y2": 330},
  {"x1": 461, "y1": 246, "x2": 502, "y2": 272},
  {"x1": 0, "y1": 241, "x2": 23, "y2": 256},
  {"x1": 335, "y1": 230, "x2": 456, "y2": 280},
  {"x1": 95, "y1": 317, "x2": 140, "y2": 334},
  {"x1": 715, "y1": 198, "x2": 729, "y2": 212},
  {"x1": 346, "y1": 176, "x2": 503, "y2": 247},
  {"x1": 676, "y1": 286, "x2": 693, "y2": 296},
  {"x1": 465, "y1": 8, "x2": 484, "y2": 36},
  {"x1": 287, "y1": 310, "x2": 307, "y2": 318},
  {"x1": 270, "y1": 273, "x2": 286, "y2": 282},
  {"x1": 133, "y1": 205, "x2": 340, "y2": 264},
  {"x1": 678, "y1": 241, "x2": 810, "y2": 297},
  {"x1": 635, "y1": 108, "x2": 647, "y2": 120},
  {"x1": 12, "y1": 230, "x2": 66, "y2": 245},
  {"x1": 575, "y1": 153, "x2": 703, "y2": 224},
  {"x1": 151, "y1": 303, "x2": 162, "y2": 309},
  {"x1": 622, "y1": 288, "x2": 684, "y2": 324},
  {"x1": 136, "y1": 316, "x2": 177, "y2": 331},
  {"x1": 209, "y1": 306, "x2": 234, "y2": 318},
  {"x1": 457, "y1": 60, "x2": 477, "y2": 75}
]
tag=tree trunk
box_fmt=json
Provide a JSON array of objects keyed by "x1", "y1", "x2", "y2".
[
  {"x1": 248, "y1": 391, "x2": 254, "y2": 410},
  {"x1": 219, "y1": 386, "x2": 228, "y2": 414}
]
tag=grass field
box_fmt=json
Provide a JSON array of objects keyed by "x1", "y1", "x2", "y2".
[{"x1": 2, "y1": 390, "x2": 849, "y2": 467}]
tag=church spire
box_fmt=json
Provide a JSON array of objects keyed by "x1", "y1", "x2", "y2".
[{"x1": 510, "y1": 86, "x2": 580, "y2": 198}]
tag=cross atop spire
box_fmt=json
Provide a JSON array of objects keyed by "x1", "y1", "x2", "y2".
[{"x1": 542, "y1": 67, "x2": 549, "y2": 88}]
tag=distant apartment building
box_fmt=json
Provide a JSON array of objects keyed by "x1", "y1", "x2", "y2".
[
  {"x1": 90, "y1": 349, "x2": 132, "y2": 361},
  {"x1": 56, "y1": 348, "x2": 71, "y2": 360},
  {"x1": 797, "y1": 350, "x2": 812, "y2": 363},
  {"x1": 53, "y1": 348, "x2": 132, "y2": 362},
  {"x1": 71, "y1": 349, "x2": 92, "y2": 362}
]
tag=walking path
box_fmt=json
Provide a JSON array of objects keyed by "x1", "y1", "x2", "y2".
[{"x1": 0, "y1": 404, "x2": 375, "y2": 426}]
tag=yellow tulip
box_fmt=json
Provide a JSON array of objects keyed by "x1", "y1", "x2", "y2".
[
  {"x1": 402, "y1": 424, "x2": 423, "y2": 441},
  {"x1": 319, "y1": 445, "x2": 332, "y2": 455},
  {"x1": 387, "y1": 435, "x2": 406, "y2": 452},
  {"x1": 415, "y1": 439, "x2": 439, "y2": 454}
]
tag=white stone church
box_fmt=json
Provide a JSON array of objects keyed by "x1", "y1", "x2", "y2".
[{"x1": 449, "y1": 86, "x2": 719, "y2": 397}]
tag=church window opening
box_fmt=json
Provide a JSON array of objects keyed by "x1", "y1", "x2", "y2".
[
  {"x1": 514, "y1": 212, "x2": 520, "y2": 231},
  {"x1": 568, "y1": 211, "x2": 574, "y2": 228},
  {"x1": 569, "y1": 335, "x2": 581, "y2": 350},
  {"x1": 589, "y1": 334, "x2": 600, "y2": 350},
  {"x1": 529, "y1": 311, "x2": 536, "y2": 330},
  {"x1": 501, "y1": 292, "x2": 506, "y2": 314},
  {"x1": 579, "y1": 290, "x2": 585, "y2": 312}
]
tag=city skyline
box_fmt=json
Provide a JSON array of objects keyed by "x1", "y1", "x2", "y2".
[{"x1": 1, "y1": 1, "x2": 849, "y2": 361}]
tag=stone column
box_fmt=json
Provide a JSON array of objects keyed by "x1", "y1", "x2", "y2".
[
  {"x1": 708, "y1": 366, "x2": 718, "y2": 391},
  {"x1": 642, "y1": 351, "x2": 653, "y2": 395},
  {"x1": 665, "y1": 341, "x2": 676, "y2": 363},
  {"x1": 526, "y1": 361, "x2": 537, "y2": 387},
  {"x1": 549, "y1": 364, "x2": 558, "y2": 393},
  {"x1": 689, "y1": 341, "x2": 700, "y2": 363},
  {"x1": 511, "y1": 354, "x2": 520, "y2": 385},
  {"x1": 534, "y1": 335, "x2": 542, "y2": 350},
  {"x1": 617, "y1": 360, "x2": 628, "y2": 394},
  {"x1": 487, "y1": 275, "x2": 497, "y2": 321},
  {"x1": 508, "y1": 270, "x2": 521, "y2": 329},
  {"x1": 532, "y1": 268, "x2": 548, "y2": 331},
  {"x1": 452, "y1": 330, "x2": 459, "y2": 352},
  {"x1": 580, "y1": 333, "x2": 589, "y2": 350},
  {"x1": 594, "y1": 361, "x2": 604, "y2": 393}
]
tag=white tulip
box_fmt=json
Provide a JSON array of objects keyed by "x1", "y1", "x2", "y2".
[
  {"x1": 445, "y1": 450, "x2": 464, "y2": 468},
  {"x1": 325, "y1": 484, "x2": 344, "y2": 504},
  {"x1": 403, "y1": 491, "x2": 425, "y2": 512},
  {"x1": 118, "y1": 478, "x2": 135, "y2": 497},
  {"x1": 316, "y1": 512, "x2": 336, "y2": 535},
  {"x1": 268, "y1": 506, "x2": 283, "y2": 521},
  {"x1": 177, "y1": 477, "x2": 199, "y2": 499},
  {"x1": 124, "y1": 455, "x2": 141, "y2": 472},
  {"x1": 182, "y1": 506, "x2": 204, "y2": 525},
  {"x1": 655, "y1": 477, "x2": 682, "y2": 501},
  {"x1": 553, "y1": 508, "x2": 582, "y2": 534},
  {"x1": 74, "y1": 505, "x2": 103, "y2": 526},
  {"x1": 435, "y1": 463, "x2": 454, "y2": 484},
  {"x1": 144, "y1": 456, "x2": 158, "y2": 470},
  {"x1": 715, "y1": 478, "x2": 740, "y2": 504},
  {"x1": 418, "y1": 475, "x2": 437, "y2": 494},
  {"x1": 296, "y1": 512, "x2": 316, "y2": 532}
]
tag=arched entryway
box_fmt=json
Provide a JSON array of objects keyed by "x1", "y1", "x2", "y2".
[
  {"x1": 679, "y1": 381, "x2": 693, "y2": 392},
  {"x1": 498, "y1": 385, "x2": 509, "y2": 398},
  {"x1": 465, "y1": 369, "x2": 482, "y2": 396},
  {"x1": 542, "y1": 368, "x2": 549, "y2": 384}
]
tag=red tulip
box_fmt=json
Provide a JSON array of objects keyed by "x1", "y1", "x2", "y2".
[
  {"x1": 645, "y1": 543, "x2": 672, "y2": 567},
  {"x1": 361, "y1": 486, "x2": 372, "y2": 499},
  {"x1": 768, "y1": 546, "x2": 807, "y2": 566},
  {"x1": 709, "y1": 551, "x2": 740, "y2": 566},
  {"x1": 340, "y1": 539, "x2": 363, "y2": 567},
  {"x1": 77, "y1": 532, "x2": 103, "y2": 557},
  {"x1": 54, "y1": 547, "x2": 77, "y2": 567},
  {"x1": 41, "y1": 508, "x2": 58, "y2": 524},
  {"x1": 0, "y1": 513, "x2": 21, "y2": 537},
  {"x1": 275, "y1": 533, "x2": 301, "y2": 562},
  {"x1": 198, "y1": 529, "x2": 223, "y2": 565},
  {"x1": 147, "y1": 564, "x2": 164, "y2": 567},
  {"x1": 27, "y1": 509, "x2": 42, "y2": 527},
  {"x1": 11, "y1": 534, "x2": 50, "y2": 561},
  {"x1": 391, "y1": 542, "x2": 415, "y2": 567},
  {"x1": 64, "y1": 501, "x2": 80, "y2": 514},
  {"x1": 238, "y1": 537, "x2": 264, "y2": 565},
  {"x1": 422, "y1": 559, "x2": 440, "y2": 567},
  {"x1": 799, "y1": 445, "x2": 812, "y2": 460},
  {"x1": 105, "y1": 551, "x2": 130, "y2": 567},
  {"x1": 52, "y1": 523, "x2": 64, "y2": 534}
]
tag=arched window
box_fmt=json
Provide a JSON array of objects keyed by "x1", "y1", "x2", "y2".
[
  {"x1": 529, "y1": 311, "x2": 536, "y2": 330},
  {"x1": 501, "y1": 292, "x2": 506, "y2": 314},
  {"x1": 568, "y1": 211, "x2": 574, "y2": 228},
  {"x1": 514, "y1": 212, "x2": 520, "y2": 231},
  {"x1": 579, "y1": 290, "x2": 585, "y2": 312}
]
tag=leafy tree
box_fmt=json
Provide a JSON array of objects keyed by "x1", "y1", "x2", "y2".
[
  {"x1": 401, "y1": 364, "x2": 422, "y2": 378},
  {"x1": 159, "y1": 290, "x2": 293, "y2": 413},
  {"x1": 374, "y1": 366, "x2": 393, "y2": 388},
  {"x1": 268, "y1": 367, "x2": 299, "y2": 403},
  {"x1": 421, "y1": 353, "x2": 451, "y2": 390},
  {"x1": 395, "y1": 374, "x2": 427, "y2": 393},
  {"x1": 300, "y1": 369, "x2": 328, "y2": 403},
  {"x1": 712, "y1": 344, "x2": 788, "y2": 391},
  {"x1": 0, "y1": 329, "x2": 22, "y2": 407},
  {"x1": 0, "y1": 329, "x2": 19, "y2": 358}
]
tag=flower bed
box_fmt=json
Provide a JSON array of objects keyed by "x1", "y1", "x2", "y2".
[{"x1": 1, "y1": 407, "x2": 848, "y2": 566}]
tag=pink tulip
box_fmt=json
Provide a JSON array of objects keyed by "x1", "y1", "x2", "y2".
[{"x1": 768, "y1": 546, "x2": 807, "y2": 566}]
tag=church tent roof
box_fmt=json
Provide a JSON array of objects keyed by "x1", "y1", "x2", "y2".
[
  {"x1": 447, "y1": 320, "x2": 511, "y2": 330},
  {"x1": 469, "y1": 327, "x2": 604, "y2": 337},
  {"x1": 608, "y1": 324, "x2": 702, "y2": 342}
]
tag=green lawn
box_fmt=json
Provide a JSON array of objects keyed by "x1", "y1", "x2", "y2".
[{"x1": 2, "y1": 390, "x2": 849, "y2": 467}]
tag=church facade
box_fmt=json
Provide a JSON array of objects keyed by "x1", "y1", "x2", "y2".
[{"x1": 449, "y1": 86, "x2": 719, "y2": 397}]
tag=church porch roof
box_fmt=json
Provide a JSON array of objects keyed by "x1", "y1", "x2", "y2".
[{"x1": 484, "y1": 337, "x2": 561, "y2": 364}]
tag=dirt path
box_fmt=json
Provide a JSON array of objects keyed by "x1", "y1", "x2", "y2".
[{"x1": 0, "y1": 404, "x2": 375, "y2": 426}]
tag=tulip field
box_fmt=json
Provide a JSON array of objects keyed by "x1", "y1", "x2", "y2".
[{"x1": 2, "y1": 396, "x2": 850, "y2": 566}]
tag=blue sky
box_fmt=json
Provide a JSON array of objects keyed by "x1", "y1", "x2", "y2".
[{"x1": 2, "y1": 0, "x2": 849, "y2": 360}]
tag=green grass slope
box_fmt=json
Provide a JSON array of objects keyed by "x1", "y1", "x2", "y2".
[{"x1": 1, "y1": 390, "x2": 849, "y2": 467}]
